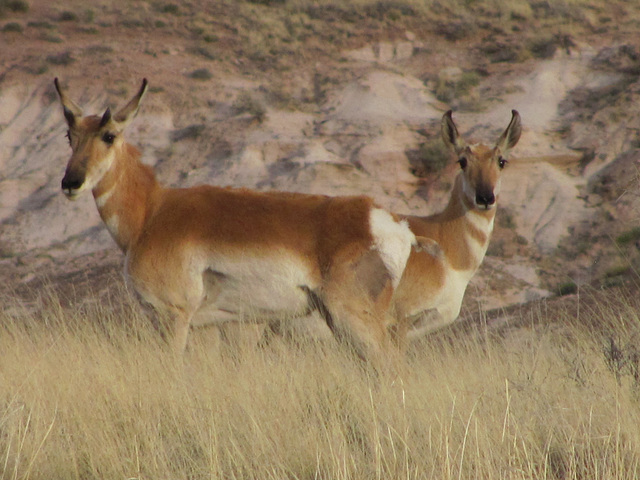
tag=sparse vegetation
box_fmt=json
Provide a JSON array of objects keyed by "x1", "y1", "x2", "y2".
[
  {"x1": 83, "y1": 44, "x2": 114, "y2": 55},
  {"x1": 616, "y1": 227, "x2": 640, "y2": 246},
  {"x1": 556, "y1": 281, "x2": 578, "y2": 296},
  {"x1": 435, "y1": 70, "x2": 481, "y2": 103},
  {"x1": 46, "y1": 51, "x2": 75, "y2": 66},
  {"x1": 42, "y1": 32, "x2": 63, "y2": 43},
  {"x1": 59, "y1": 10, "x2": 79, "y2": 22},
  {"x1": 159, "y1": 2, "x2": 180, "y2": 15},
  {"x1": 189, "y1": 45, "x2": 217, "y2": 60},
  {"x1": 1, "y1": 21, "x2": 21, "y2": 32},
  {"x1": 408, "y1": 138, "x2": 450, "y2": 176},
  {"x1": 171, "y1": 124, "x2": 206, "y2": 142},
  {"x1": 232, "y1": 90, "x2": 267, "y2": 121},
  {"x1": 188, "y1": 67, "x2": 213, "y2": 80},
  {"x1": 26, "y1": 20, "x2": 54, "y2": 29},
  {"x1": 0, "y1": 0, "x2": 29, "y2": 14},
  {"x1": 24, "y1": 61, "x2": 48, "y2": 75}
]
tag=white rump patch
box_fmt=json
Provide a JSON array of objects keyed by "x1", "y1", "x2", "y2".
[{"x1": 369, "y1": 208, "x2": 416, "y2": 287}]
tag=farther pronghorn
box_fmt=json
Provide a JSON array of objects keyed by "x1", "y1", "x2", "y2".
[
  {"x1": 54, "y1": 78, "x2": 416, "y2": 360},
  {"x1": 392, "y1": 110, "x2": 522, "y2": 345}
]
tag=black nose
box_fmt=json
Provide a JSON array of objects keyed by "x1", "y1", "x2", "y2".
[
  {"x1": 61, "y1": 172, "x2": 84, "y2": 192},
  {"x1": 476, "y1": 192, "x2": 495, "y2": 208}
]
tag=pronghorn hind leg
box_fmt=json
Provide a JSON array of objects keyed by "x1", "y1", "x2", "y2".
[
  {"x1": 320, "y1": 249, "x2": 397, "y2": 368},
  {"x1": 157, "y1": 305, "x2": 195, "y2": 357}
]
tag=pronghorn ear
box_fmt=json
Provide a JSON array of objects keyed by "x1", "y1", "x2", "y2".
[
  {"x1": 496, "y1": 109, "x2": 522, "y2": 154},
  {"x1": 113, "y1": 78, "x2": 148, "y2": 126},
  {"x1": 441, "y1": 110, "x2": 466, "y2": 153},
  {"x1": 54, "y1": 77, "x2": 83, "y2": 127}
]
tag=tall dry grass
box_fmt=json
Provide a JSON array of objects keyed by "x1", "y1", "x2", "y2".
[{"x1": 2, "y1": 285, "x2": 640, "y2": 479}]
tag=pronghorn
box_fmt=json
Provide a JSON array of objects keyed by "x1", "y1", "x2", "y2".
[
  {"x1": 392, "y1": 110, "x2": 522, "y2": 345},
  {"x1": 54, "y1": 78, "x2": 416, "y2": 360}
]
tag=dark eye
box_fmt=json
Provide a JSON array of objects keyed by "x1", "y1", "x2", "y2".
[
  {"x1": 65, "y1": 130, "x2": 71, "y2": 145},
  {"x1": 458, "y1": 157, "x2": 468, "y2": 169},
  {"x1": 498, "y1": 156, "x2": 508, "y2": 169},
  {"x1": 102, "y1": 132, "x2": 116, "y2": 145}
]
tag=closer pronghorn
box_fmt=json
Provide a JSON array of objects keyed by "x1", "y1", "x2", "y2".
[
  {"x1": 392, "y1": 110, "x2": 522, "y2": 344},
  {"x1": 54, "y1": 78, "x2": 416, "y2": 360}
]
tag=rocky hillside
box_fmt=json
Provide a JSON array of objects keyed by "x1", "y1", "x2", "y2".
[{"x1": 1, "y1": 0, "x2": 639, "y2": 320}]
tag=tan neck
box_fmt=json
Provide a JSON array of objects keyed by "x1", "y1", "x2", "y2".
[
  {"x1": 413, "y1": 174, "x2": 496, "y2": 273},
  {"x1": 92, "y1": 144, "x2": 160, "y2": 252}
]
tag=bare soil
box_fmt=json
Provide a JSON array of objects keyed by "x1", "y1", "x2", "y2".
[{"x1": 1, "y1": 0, "x2": 640, "y2": 326}]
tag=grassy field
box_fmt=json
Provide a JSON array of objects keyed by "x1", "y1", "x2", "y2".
[{"x1": 2, "y1": 285, "x2": 640, "y2": 479}]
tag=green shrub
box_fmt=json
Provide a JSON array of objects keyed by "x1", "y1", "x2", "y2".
[
  {"x1": 616, "y1": 227, "x2": 640, "y2": 246},
  {"x1": 4, "y1": 0, "x2": 29, "y2": 13},
  {"x1": 2, "y1": 21, "x2": 22, "y2": 32},
  {"x1": 160, "y1": 3, "x2": 179, "y2": 15},
  {"x1": 528, "y1": 36, "x2": 557, "y2": 59},
  {"x1": 188, "y1": 68, "x2": 213, "y2": 80},
  {"x1": 247, "y1": 0, "x2": 286, "y2": 5},
  {"x1": 46, "y1": 51, "x2": 75, "y2": 65},
  {"x1": 435, "y1": 71, "x2": 481, "y2": 103},
  {"x1": 59, "y1": 11, "x2": 78, "y2": 21},
  {"x1": 556, "y1": 281, "x2": 578, "y2": 296},
  {"x1": 407, "y1": 139, "x2": 450, "y2": 177},
  {"x1": 27, "y1": 20, "x2": 54, "y2": 29},
  {"x1": 2, "y1": 0, "x2": 29, "y2": 13},
  {"x1": 232, "y1": 91, "x2": 266, "y2": 122}
]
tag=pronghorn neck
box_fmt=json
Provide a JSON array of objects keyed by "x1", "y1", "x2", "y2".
[
  {"x1": 91, "y1": 143, "x2": 159, "y2": 252},
  {"x1": 425, "y1": 173, "x2": 496, "y2": 273}
]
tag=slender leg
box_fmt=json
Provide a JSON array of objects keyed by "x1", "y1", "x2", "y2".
[
  {"x1": 320, "y1": 248, "x2": 397, "y2": 369},
  {"x1": 166, "y1": 306, "x2": 194, "y2": 356}
]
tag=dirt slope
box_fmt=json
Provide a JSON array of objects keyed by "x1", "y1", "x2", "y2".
[{"x1": 1, "y1": 0, "x2": 639, "y2": 321}]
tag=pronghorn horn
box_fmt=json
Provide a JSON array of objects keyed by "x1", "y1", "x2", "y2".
[
  {"x1": 54, "y1": 78, "x2": 83, "y2": 127},
  {"x1": 99, "y1": 108, "x2": 112, "y2": 128},
  {"x1": 113, "y1": 78, "x2": 148, "y2": 125},
  {"x1": 496, "y1": 109, "x2": 522, "y2": 153}
]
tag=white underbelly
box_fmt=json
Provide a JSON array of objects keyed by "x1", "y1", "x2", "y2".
[
  {"x1": 193, "y1": 253, "x2": 318, "y2": 326},
  {"x1": 407, "y1": 269, "x2": 472, "y2": 325}
]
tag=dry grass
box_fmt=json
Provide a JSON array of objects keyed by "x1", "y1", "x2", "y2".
[{"x1": 2, "y1": 286, "x2": 640, "y2": 479}]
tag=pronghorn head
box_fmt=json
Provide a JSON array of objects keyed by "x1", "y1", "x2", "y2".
[
  {"x1": 441, "y1": 110, "x2": 521, "y2": 210},
  {"x1": 54, "y1": 78, "x2": 148, "y2": 199}
]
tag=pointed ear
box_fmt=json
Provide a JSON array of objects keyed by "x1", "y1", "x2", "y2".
[
  {"x1": 495, "y1": 110, "x2": 521, "y2": 154},
  {"x1": 441, "y1": 110, "x2": 466, "y2": 153},
  {"x1": 113, "y1": 78, "x2": 148, "y2": 127},
  {"x1": 54, "y1": 78, "x2": 83, "y2": 127}
]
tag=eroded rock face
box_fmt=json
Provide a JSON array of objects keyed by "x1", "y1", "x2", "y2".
[{"x1": 3, "y1": 39, "x2": 640, "y2": 318}]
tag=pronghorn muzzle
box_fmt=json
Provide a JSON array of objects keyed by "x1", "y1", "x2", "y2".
[
  {"x1": 61, "y1": 169, "x2": 85, "y2": 198},
  {"x1": 475, "y1": 190, "x2": 495, "y2": 209}
]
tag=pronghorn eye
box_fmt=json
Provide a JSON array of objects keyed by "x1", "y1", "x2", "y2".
[
  {"x1": 458, "y1": 157, "x2": 468, "y2": 169},
  {"x1": 102, "y1": 132, "x2": 116, "y2": 145},
  {"x1": 498, "y1": 156, "x2": 508, "y2": 169}
]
